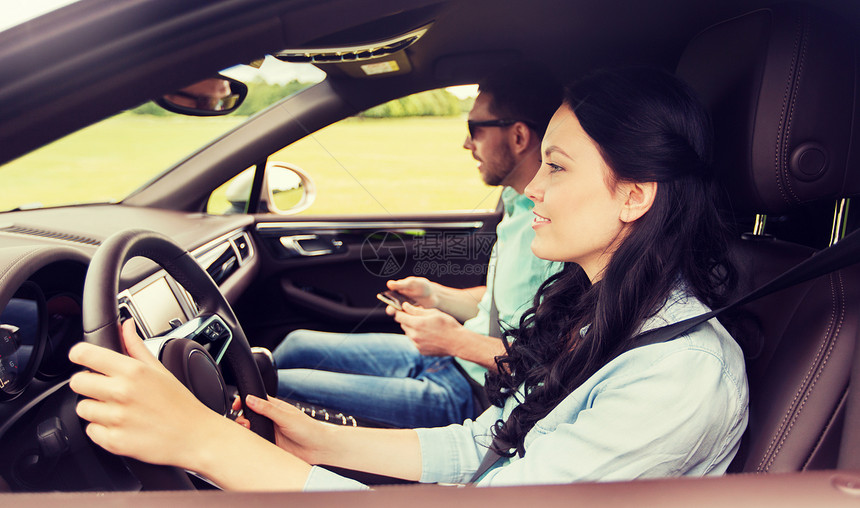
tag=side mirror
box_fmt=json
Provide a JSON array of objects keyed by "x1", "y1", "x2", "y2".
[
  {"x1": 155, "y1": 75, "x2": 248, "y2": 116},
  {"x1": 265, "y1": 162, "x2": 316, "y2": 214},
  {"x1": 221, "y1": 162, "x2": 316, "y2": 215}
]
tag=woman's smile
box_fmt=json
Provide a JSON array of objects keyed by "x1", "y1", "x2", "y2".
[{"x1": 532, "y1": 211, "x2": 551, "y2": 227}]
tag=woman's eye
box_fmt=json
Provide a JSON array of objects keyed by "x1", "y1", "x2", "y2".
[{"x1": 548, "y1": 163, "x2": 564, "y2": 174}]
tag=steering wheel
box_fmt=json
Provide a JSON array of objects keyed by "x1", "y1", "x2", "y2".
[{"x1": 81, "y1": 229, "x2": 274, "y2": 488}]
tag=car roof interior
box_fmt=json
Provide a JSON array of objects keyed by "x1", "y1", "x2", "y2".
[
  {"x1": 2, "y1": 0, "x2": 859, "y2": 175},
  {"x1": 4, "y1": 0, "x2": 860, "y2": 504}
]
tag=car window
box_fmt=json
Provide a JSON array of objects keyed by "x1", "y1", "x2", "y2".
[
  {"x1": 0, "y1": 1, "x2": 82, "y2": 33},
  {"x1": 0, "y1": 57, "x2": 324, "y2": 213},
  {"x1": 208, "y1": 86, "x2": 502, "y2": 216}
]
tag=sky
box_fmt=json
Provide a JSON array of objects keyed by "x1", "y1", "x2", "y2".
[{"x1": 223, "y1": 57, "x2": 478, "y2": 97}]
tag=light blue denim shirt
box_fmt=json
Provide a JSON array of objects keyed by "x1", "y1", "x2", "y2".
[
  {"x1": 303, "y1": 288, "x2": 748, "y2": 491},
  {"x1": 458, "y1": 186, "x2": 561, "y2": 384}
]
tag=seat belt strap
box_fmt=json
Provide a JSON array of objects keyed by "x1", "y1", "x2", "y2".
[
  {"x1": 488, "y1": 196, "x2": 507, "y2": 340},
  {"x1": 487, "y1": 244, "x2": 502, "y2": 339},
  {"x1": 636, "y1": 225, "x2": 860, "y2": 345},
  {"x1": 488, "y1": 294, "x2": 501, "y2": 338}
]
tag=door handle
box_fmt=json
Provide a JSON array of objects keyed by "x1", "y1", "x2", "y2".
[{"x1": 279, "y1": 234, "x2": 343, "y2": 257}]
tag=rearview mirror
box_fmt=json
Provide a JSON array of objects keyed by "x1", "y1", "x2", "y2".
[{"x1": 154, "y1": 75, "x2": 248, "y2": 116}]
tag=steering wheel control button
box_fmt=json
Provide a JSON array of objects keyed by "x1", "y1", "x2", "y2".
[
  {"x1": 193, "y1": 316, "x2": 230, "y2": 344},
  {"x1": 207, "y1": 320, "x2": 226, "y2": 339}
]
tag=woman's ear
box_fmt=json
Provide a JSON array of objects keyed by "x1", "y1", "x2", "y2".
[{"x1": 619, "y1": 181, "x2": 657, "y2": 223}]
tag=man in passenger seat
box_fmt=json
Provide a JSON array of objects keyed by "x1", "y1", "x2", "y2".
[{"x1": 270, "y1": 63, "x2": 563, "y2": 428}]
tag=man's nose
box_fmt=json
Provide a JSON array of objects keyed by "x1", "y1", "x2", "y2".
[{"x1": 463, "y1": 134, "x2": 473, "y2": 150}]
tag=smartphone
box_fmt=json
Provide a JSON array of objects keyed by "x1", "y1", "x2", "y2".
[{"x1": 376, "y1": 290, "x2": 417, "y2": 311}]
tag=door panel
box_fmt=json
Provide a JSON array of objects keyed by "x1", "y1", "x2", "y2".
[{"x1": 235, "y1": 211, "x2": 501, "y2": 350}]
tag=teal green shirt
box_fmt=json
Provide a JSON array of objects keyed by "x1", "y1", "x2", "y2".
[{"x1": 458, "y1": 186, "x2": 562, "y2": 384}]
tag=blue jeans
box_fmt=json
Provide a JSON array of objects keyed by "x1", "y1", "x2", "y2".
[{"x1": 272, "y1": 329, "x2": 476, "y2": 428}]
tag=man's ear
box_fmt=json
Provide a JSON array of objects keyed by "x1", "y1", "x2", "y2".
[
  {"x1": 509, "y1": 122, "x2": 534, "y2": 154},
  {"x1": 619, "y1": 181, "x2": 657, "y2": 223}
]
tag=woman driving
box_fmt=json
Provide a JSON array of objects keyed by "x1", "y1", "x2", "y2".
[{"x1": 67, "y1": 67, "x2": 748, "y2": 490}]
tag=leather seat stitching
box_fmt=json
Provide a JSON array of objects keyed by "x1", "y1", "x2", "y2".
[
  {"x1": 760, "y1": 272, "x2": 844, "y2": 471},
  {"x1": 781, "y1": 13, "x2": 808, "y2": 204},
  {"x1": 774, "y1": 11, "x2": 806, "y2": 207},
  {"x1": 770, "y1": 273, "x2": 844, "y2": 467},
  {"x1": 757, "y1": 273, "x2": 837, "y2": 470}
]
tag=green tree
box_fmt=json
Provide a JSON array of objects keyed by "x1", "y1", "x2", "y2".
[
  {"x1": 234, "y1": 79, "x2": 312, "y2": 116},
  {"x1": 361, "y1": 89, "x2": 463, "y2": 118}
]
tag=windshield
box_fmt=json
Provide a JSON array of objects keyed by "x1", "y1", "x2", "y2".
[
  {"x1": 0, "y1": 57, "x2": 325, "y2": 212},
  {"x1": 0, "y1": 1, "x2": 82, "y2": 34}
]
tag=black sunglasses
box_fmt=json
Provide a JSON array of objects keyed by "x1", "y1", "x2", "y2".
[
  {"x1": 467, "y1": 118, "x2": 536, "y2": 138},
  {"x1": 168, "y1": 90, "x2": 241, "y2": 111}
]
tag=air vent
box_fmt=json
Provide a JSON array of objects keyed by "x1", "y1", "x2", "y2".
[
  {"x1": 192, "y1": 230, "x2": 253, "y2": 286},
  {"x1": 0, "y1": 225, "x2": 101, "y2": 246},
  {"x1": 196, "y1": 241, "x2": 239, "y2": 286},
  {"x1": 231, "y1": 232, "x2": 252, "y2": 261}
]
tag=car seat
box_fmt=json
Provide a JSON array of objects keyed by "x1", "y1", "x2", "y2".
[{"x1": 676, "y1": 3, "x2": 860, "y2": 472}]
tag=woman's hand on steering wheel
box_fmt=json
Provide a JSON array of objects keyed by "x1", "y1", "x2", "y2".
[
  {"x1": 232, "y1": 393, "x2": 331, "y2": 465},
  {"x1": 69, "y1": 319, "x2": 229, "y2": 471}
]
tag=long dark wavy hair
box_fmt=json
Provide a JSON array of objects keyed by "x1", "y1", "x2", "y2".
[{"x1": 484, "y1": 67, "x2": 739, "y2": 457}]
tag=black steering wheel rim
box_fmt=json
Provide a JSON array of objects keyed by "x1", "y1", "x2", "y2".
[{"x1": 81, "y1": 229, "x2": 274, "y2": 487}]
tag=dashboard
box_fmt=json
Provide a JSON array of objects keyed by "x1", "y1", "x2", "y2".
[
  {"x1": 120, "y1": 230, "x2": 254, "y2": 338},
  {"x1": 0, "y1": 204, "x2": 259, "y2": 491}
]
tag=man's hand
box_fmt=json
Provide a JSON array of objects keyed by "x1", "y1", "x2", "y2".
[
  {"x1": 387, "y1": 302, "x2": 465, "y2": 356},
  {"x1": 386, "y1": 278, "x2": 487, "y2": 323},
  {"x1": 383, "y1": 302, "x2": 507, "y2": 370},
  {"x1": 386, "y1": 277, "x2": 439, "y2": 308}
]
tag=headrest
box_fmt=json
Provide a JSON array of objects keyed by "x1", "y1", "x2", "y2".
[{"x1": 676, "y1": 4, "x2": 860, "y2": 215}]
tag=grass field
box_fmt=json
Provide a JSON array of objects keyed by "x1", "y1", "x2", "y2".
[
  {"x1": 0, "y1": 113, "x2": 501, "y2": 215},
  {"x1": 0, "y1": 114, "x2": 245, "y2": 210}
]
